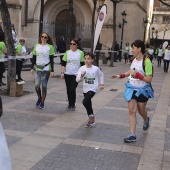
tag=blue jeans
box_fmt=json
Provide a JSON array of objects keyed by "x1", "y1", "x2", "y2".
[{"x1": 35, "y1": 70, "x2": 50, "y2": 103}]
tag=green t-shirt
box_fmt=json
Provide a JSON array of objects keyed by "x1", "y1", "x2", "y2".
[
  {"x1": 0, "y1": 41, "x2": 6, "y2": 60},
  {"x1": 15, "y1": 43, "x2": 22, "y2": 56},
  {"x1": 145, "y1": 58, "x2": 153, "y2": 76}
]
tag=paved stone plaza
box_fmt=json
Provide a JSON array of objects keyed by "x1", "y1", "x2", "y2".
[{"x1": 0, "y1": 58, "x2": 170, "y2": 170}]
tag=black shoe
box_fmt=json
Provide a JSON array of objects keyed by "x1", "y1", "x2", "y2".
[{"x1": 18, "y1": 78, "x2": 24, "y2": 81}]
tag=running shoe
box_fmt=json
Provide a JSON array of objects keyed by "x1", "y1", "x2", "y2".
[
  {"x1": 86, "y1": 114, "x2": 95, "y2": 128},
  {"x1": 143, "y1": 117, "x2": 150, "y2": 131},
  {"x1": 36, "y1": 99, "x2": 41, "y2": 107},
  {"x1": 71, "y1": 106, "x2": 76, "y2": 111},
  {"x1": 66, "y1": 106, "x2": 71, "y2": 111},
  {"x1": 39, "y1": 102, "x2": 44, "y2": 109},
  {"x1": 124, "y1": 134, "x2": 136, "y2": 143}
]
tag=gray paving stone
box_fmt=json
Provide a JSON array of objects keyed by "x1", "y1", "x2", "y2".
[
  {"x1": 5, "y1": 135, "x2": 22, "y2": 147},
  {"x1": 30, "y1": 144, "x2": 140, "y2": 170},
  {"x1": 1, "y1": 112, "x2": 53, "y2": 132},
  {"x1": 70, "y1": 123, "x2": 147, "y2": 147}
]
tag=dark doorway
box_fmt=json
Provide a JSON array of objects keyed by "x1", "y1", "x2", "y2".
[{"x1": 55, "y1": 9, "x2": 76, "y2": 40}]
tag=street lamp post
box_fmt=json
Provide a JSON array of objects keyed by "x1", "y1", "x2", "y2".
[
  {"x1": 119, "y1": 11, "x2": 127, "y2": 61},
  {"x1": 151, "y1": 27, "x2": 155, "y2": 45},
  {"x1": 110, "y1": 0, "x2": 122, "y2": 66},
  {"x1": 39, "y1": 0, "x2": 44, "y2": 37},
  {"x1": 143, "y1": 18, "x2": 148, "y2": 42}
]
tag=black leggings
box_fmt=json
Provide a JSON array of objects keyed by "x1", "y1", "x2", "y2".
[
  {"x1": 0, "y1": 62, "x2": 5, "y2": 83},
  {"x1": 157, "y1": 56, "x2": 162, "y2": 66},
  {"x1": 83, "y1": 91, "x2": 95, "y2": 116},
  {"x1": 164, "y1": 60, "x2": 170, "y2": 73},
  {"x1": 64, "y1": 74, "x2": 78, "y2": 107},
  {"x1": 16, "y1": 60, "x2": 23, "y2": 79}
]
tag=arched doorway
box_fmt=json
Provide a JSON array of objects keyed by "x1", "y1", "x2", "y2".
[{"x1": 55, "y1": 9, "x2": 76, "y2": 40}]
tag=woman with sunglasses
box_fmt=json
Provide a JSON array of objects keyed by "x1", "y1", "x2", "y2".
[
  {"x1": 31, "y1": 32, "x2": 55, "y2": 109},
  {"x1": 15, "y1": 39, "x2": 27, "y2": 81},
  {"x1": 61, "y1": 38, "x2": 84, "y2": 111}
]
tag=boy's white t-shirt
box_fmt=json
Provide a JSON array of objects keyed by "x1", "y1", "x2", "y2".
[{"x1": 76, "y1": 65, "x2": 104, "y2": 93}]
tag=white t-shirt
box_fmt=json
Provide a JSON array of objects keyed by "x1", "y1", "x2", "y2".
[
  {"x1": 158, "y1": 48, "x2": 163, "y2": 57},
  {"x1": 164, "y1": 49, "x2": 170, "y2": 60},
  {"x1": 129, "y1": 47, "x2": 133, "y2": 55},
  {"x1": 76, "y1": 65, "x2": 104, "y2": 93},
  {"x1": 33, "y1": 44, "x2": 55, "y2": 71},
  {"x1": 63, "y1": 50, "x2": 84, "y2": 75},
  {"x1": 22, "y1": 46, "x2": 27, "y2": 54},
  {"x1": 129, "y1": 58, "x2": 147, "y2": 87}
]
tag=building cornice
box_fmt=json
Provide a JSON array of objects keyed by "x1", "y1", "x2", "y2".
[{"x1": 121, "y1": 1, "x2": 147, "y2": 13}]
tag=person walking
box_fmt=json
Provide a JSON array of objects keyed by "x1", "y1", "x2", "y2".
[
  {"x1": 11, "y1": 24, "x2": 18, "y2": 49},
  {"x1": 31, "y1": 32, "x2": 55, "y2": 109},
  {"x1": 112, "y1": 40, "x2": 154, "y2": 143},
  {"x1": 15, "y1": 39, "x2": 27, "y2": 81},
  {"x1": 157, "y1": 44, "x2": 164, "y2": 67},
  {"x1": 57, "y1": 36, "x2": 66, "y2": 64},
  {"x1": 0, "y1": 33, "x2": 7, "y2": 86},
  {"x1": 163, "y1": 45, "x2": 170, "y2": 73},
  {"x1": 61, "y1": 38, "x2": 84, "y2": 111},
  {"x1": 76, "y1": 52, "x2": 104, "y2": 127},
  {"x1": 124, "y1": 42, "x2": 129, "y2": 64},
  {"x1": 147, "y1": 45, "x2": 154, "y2": 63}
]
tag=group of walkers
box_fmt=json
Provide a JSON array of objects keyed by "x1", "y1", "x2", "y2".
[
  {"x1": 30, "y1": 33, "x2": 104, "y2": 128},
  {"x1": 0, "y1": 26, "x2": 169, "y2": 143},
  {"x1": 30, "y1": 34, "x2": 156, "y2": 143}
]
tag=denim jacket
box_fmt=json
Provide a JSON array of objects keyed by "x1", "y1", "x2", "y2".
[{"x1": 124, "y1": 81, "x2": 154, "y2": 102}]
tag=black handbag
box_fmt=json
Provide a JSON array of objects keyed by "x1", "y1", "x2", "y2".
[{"x1": 0, "y1": 96, "x2": 3, "y2": 117}]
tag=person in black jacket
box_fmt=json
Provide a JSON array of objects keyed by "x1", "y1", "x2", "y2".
[{"x1": 57, "y1": 36, "x2": 66, "y2": 64}]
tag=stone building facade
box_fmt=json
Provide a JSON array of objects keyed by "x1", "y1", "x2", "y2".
[
  {"x1": 1, "y1": 0, "x2": 154, "y2": 49},
  {"x1": 151, "y1": 0, "x2": 170, "y2": 44}
]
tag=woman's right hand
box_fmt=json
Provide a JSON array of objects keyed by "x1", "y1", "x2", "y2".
[
  {"x1": 61, "y1": 73, "x2": 64, "y2": 79},
  {"x1": 30, "y1": 69, "x2": 34, "y2": 75}
]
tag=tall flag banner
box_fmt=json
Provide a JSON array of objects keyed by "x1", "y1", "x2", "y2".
[{"x1": 93, "y1": 5, "x2": 107, "y2": 54}]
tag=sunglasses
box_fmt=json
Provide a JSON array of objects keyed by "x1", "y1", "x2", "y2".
[
  {"x1": 70, "y1": 43, "x2": 76, "y2": 46},
  {"x1": 41, "y1": 36, "x2": 48, "y2": 39},
  {"x1": 20, "y1": 40, "x2": 25, "y2": 42}
]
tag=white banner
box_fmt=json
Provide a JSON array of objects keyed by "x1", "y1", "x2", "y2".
[{"x1": 93, "y1": 5, "x2": 107, "y2": 54}]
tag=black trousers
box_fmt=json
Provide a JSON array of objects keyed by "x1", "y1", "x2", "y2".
[
  {"x1": 164, "y1": 59, "x2": 170, "y2": 73},
  {"x1": 83, "y1": 91, "x2": 95, "y2": 116},
  {"x1": 148, "y1": 55, "x2": 153, "y2": 62},
  {"x1": 157, "y1": 56, "x2": 162, "y2": 66},
  {"x1": 0, "y1": 62, "x2": 5, "y2": 83},
  {"x1": 64, "y1": 74, "x2": 78, "y2": 107},
  {"x1": 16, "y1": 60, "x2": 23, "y2": 79}
]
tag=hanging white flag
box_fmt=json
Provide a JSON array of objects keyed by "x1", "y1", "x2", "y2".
[{"x1": 93, "y1": 5, "x2": 107, "y2": 53}]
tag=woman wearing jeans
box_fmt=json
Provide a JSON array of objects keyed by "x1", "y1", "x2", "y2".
[
  {"x1": 61, "y1": 38, "x2": 84, "y2": 111},
  {"x1": 31, "y1": 32, "x2": 54, "y2": 109}
]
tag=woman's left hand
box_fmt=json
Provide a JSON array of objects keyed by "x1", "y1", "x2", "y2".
[
  {"x1": 130, "y1": 69, "x2": 136, "y2": 77},
  {"x1": 50, "y1": 72, "x2": 54, "y2": 78}
]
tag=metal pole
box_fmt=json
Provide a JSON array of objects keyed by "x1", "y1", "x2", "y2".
[
  {"x1": 110, "y1": 2, "x2": 116, "y2": 66},
  {"x1": 119, "y1": 20, "x2": 124, "y2": 61},
  {"x1": 143, "y1": 27, "x2": 146, "y2": 42},
  {"x1": 39, "y1": 0, "x2": 44, "y2": 37}
]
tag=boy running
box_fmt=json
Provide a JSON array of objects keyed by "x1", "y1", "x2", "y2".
[{"x1": 76, "y1": 52, "x2": 104, "y2": 128}]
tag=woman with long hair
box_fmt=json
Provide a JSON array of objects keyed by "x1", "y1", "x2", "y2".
[
  {"x1": 31, "y1": 32, "x2": 55, "y2": 109},
  {"x1": 61, "y1": 38, "x2": 84, "y2": 111}
]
